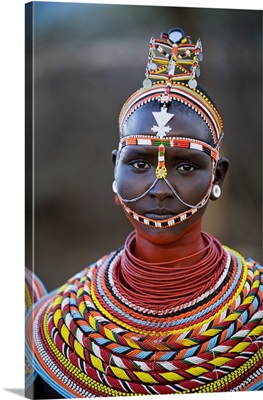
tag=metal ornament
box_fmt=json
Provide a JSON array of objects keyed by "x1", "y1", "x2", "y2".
[
  {"x1": 211, "y1": 184, "x2": 221, "y2": 199},
  {"x1": 148, "y1": 62, "x2": 157, "y2": 69},
  {"x1": 151, "y1": 106, "x2": 174, "y2": 138},
  {"x1": 167, "y1": 27, "x2": 185, "y2": 44},
  {"x1": 112, "y1": 180, "x2": 117, "y2": 194},
  {"x1": 188, "y1": 78, "x2": 198, "y2": 89},
  {"x1": 143, "y1": 79, "x2": 152, "y2": 89},
  {"x1": 196, "y1": 66, "x2": 201, "y2": 77}
]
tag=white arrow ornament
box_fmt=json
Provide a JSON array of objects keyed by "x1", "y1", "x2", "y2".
[{"x1": 151, "y1": 106, "x2": 174, "y2": 138}]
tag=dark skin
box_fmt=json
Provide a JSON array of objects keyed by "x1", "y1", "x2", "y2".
[
  {"x1": 113, "y1": 101, "x2": 229, "y2": 262},
  {"x1": 31, "y1": 101, "x2": 229, "y2": 398}
]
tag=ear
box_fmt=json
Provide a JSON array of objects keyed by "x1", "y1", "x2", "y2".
[
  {"x1": 214, "y1": 157, "x2": 229, "y2": 186},
  {"x1": 210, "y1": 157, "x2": 229, "y2": 201},
  {"x1": 112, "y1": 149, "x2": 118, "y2": 167}
]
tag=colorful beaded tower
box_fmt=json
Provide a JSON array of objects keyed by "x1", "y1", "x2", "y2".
[{"x1": 119, "y1": 28, "x2": 224, "y2": 149}]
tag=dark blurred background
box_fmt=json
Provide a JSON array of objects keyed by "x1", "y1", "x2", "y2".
[{"x1": 25, "y1": 1, "x2": 262, "y2": 292}]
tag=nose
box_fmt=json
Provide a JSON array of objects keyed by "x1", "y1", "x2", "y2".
[{"x1": 149, "y1": 178, "x2": 174, "y2": 202}]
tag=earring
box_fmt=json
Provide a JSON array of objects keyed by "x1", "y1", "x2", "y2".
[
  {"x1": 211, "y1": 184, "x2": 221, "y2": 200},
  {"x1": 112, "y1": 180, "x2": 117, "y2": 194}
]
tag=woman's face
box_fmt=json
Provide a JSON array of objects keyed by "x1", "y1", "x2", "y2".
[{"x1": 114, "y1": 102, "x2": 217, "y2": 243}]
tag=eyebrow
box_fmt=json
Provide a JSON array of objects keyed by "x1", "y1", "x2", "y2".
[{"x1": 121, "y1": 147, "x2": 157, "y2": 159}]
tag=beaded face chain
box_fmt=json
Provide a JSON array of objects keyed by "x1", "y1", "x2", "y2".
[{"x1": 115, "y1": 135, "x2": 219, "y2": 228}]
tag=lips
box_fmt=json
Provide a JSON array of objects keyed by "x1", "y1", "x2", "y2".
[{"x1": 144, "y1": 208, "x2": 176, "y2": 220}]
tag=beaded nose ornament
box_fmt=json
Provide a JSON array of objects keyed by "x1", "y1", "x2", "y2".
[
  {"x1": 151, "y1": 104, "x2": 174, "y2": 179},
  {"x1": 156, "y1": 144, "x2": 167, "y2": 179}
]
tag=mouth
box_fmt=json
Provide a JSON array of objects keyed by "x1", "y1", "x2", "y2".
[{"x1": 144, "y1": 209, "x2": 176, "y2": 220}]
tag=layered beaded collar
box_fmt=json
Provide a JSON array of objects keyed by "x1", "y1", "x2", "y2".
[{"x1": 25, "y1": 241, "x2": 263, "y2": 397}]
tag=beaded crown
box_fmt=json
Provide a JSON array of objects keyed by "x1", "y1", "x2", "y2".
[
  {"x1": 119, "y1": 28, "x2": 224, "y2": 148},
  {"x1": 143, "y1": 27, "x2": 203, "y2": 91}
]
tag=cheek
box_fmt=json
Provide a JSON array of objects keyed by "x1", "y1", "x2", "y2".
[
  {"x1": 171, "y1": 170, "x2": 213, "y2": 201},
  {"x1": 115, "y1": 163, "x2": 156, "y2": 198}
]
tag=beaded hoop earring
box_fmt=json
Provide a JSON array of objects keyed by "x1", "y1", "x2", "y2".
[{"x1": 211, "y1": 184, "x2": 221, "y2": 200}]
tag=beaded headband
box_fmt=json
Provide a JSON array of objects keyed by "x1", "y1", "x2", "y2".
[
  {"x1": 119, "y1": 136, "x2": 219, "y2": 161},
  {"x1": 119, "y1": 28, "x2": 224, "y2": 147}
]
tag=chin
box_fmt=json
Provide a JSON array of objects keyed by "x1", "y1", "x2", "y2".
[
  {"x1": 125, "y1": 209, "x2": 205, "y2": 244},
  {"x1": 126, "y1": 215, "x2": 188, "y2": 244}
]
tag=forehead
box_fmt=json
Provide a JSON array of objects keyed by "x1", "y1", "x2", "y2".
[{"x1": 122, "y1": 101, "x2": 213, "y2": 146}]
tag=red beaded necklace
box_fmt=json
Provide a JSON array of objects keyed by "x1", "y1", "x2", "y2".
[{"x1": 113, "y1": 231, "x2": 227, "y2": 311}]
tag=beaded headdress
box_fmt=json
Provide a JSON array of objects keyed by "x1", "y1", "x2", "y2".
[{"x1": 119, "y1": 27, "x2": 224, "y2": 148}]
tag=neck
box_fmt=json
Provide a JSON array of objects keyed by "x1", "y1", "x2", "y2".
[
  {"x1": 118, "y1": 223, "x2": 225, "y2": 310},
  {"x1": 134, "y1": 219, "x2": 206, "y2": 264}
]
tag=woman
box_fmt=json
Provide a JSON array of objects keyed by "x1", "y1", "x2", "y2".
[{"x1": 25, "y1": 27, "x2": 263, "y2": 398}]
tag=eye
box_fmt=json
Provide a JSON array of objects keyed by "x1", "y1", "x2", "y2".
[
  {"x1": 132, "y1": 160, "x2": 151, "y2": 170},
  {"x1": 177, "y1": 164, "x2": 195, "y2": 172}
]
